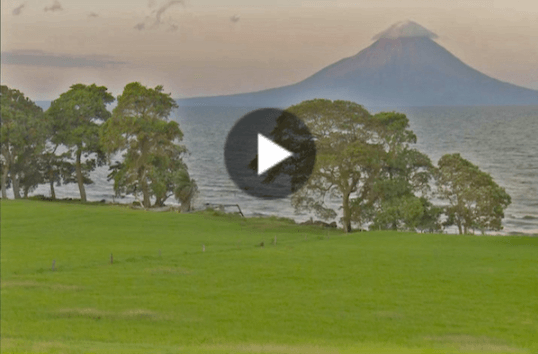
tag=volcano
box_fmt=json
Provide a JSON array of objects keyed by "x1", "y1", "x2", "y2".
[{"x1": 178, "y1": 21, "x2": 538, "y2": 107}]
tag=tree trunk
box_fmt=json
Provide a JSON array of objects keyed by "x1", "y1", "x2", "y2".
[
  {"x1": 342, "y1": 192, "x2": 352, "y2": 233},
  {"x1": 141, "y1": 179, "x2": 151, "y2": 209},
  {"x1": 50, "y1": 180, "x2": 56, "y2": 200},
  {"x1": 1, "y1": 167, "x2": 8, "y2": 199},
  {"x1": 180, "y1": 202, "x2": 190, "y2": 213},
  {"x1": 75, "y1": 149, "x2": 87, "y2": 202},
  {"x1": 12, "y1": 174, "x2": 21, "y2": 199},
  {"x1": 142, "y1": 189, "x2": 151, "y2": 208},
  {"x1": 24, "y1": 187, "x2": 29, "y2": 198},
  {"x1": 457, "y1": 221, "x2": 462, "y2": 235},
  {"x1": 154, "y1": 196, "x2": 164, "y2": 207}
]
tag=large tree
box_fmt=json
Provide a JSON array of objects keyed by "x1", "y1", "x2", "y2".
[
  {"x1": 46, "y1": 84, "x2": 114, "y2": 202},
  {"x1": 266, "y1": 99, "x2": 384, "y2": 232},
  {"x1": 436, "y1": 153, "x2": 511, "y2": 234},
  {"x1": 364, "y1": 112, "x2": 439, "y2": 231},
  {"x1": 264, "y1": 99, "x2": 438, "y2": 232},
  {"x1": 0, "y1": 85, "x2": 47, "y2": 199},
  {"x1": 101, "y1": 82, "x2": 194, "y2": 209}
]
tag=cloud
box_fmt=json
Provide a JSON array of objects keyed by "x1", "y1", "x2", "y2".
[
  {"x1": 1, "y1": 50, "x2": 127, "y2": 68},
  {"x1": 230, "y1": 14, "x2": 240, "y2": 23},
  {"x1": 44, "y1": 0, "x2": 63, "y2": 12},
  {"x1": 13, "y1": 3, "x2": 25, "y2": 16},
  {"x1": 88, "y1": 12, "x2": 99, "y2": 18},
  {"x1": 153, "y1": 0, "x2": 184, "y2": 27},
  {"x1": 372, "y1": 20, "x2": 438, "y2": 40},
  {"x1": 134, "y1": 1, "x2": 184, "y2": 31}
]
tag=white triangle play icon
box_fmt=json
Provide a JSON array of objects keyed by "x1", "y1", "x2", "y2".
[{"x1": 257, "y1": 133, "x2": 293, "y2": 175}]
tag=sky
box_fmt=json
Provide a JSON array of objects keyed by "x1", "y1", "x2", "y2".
[{"x1": 1, "y1": 0, "x2": 538, "y2": 100}]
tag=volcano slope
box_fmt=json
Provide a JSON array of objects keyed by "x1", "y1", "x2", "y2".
[{"x1": 178, "y1": 21, "x2": 538, "y2": 108}]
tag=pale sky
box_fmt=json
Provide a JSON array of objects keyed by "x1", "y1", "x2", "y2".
[{"x1": 2, "y1": 0, "x2": 538, "y2": 100}]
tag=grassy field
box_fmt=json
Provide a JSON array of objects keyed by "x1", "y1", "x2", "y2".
[{"x1": 1, "y1": 200, "x2": 537, "y2": 354}]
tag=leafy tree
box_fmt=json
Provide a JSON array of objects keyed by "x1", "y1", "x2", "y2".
[
  {"x1": 436, "y1": 153, "x2": 511, "y2": 234},
  {"x1": 19, "y1": 159, "x2": 43, "y2": 198},
  {"x1": 265, "y1": 99, "x2": 383, "y2": 232},
  {"x1": 148, "y1": 154, "x2": 198, "y2": 209},
  {"x1": 40, "y1": 148, "x2": 77, "y2": 199},
  {"x1": 264, "y1": 100, "x2": 439, "y2": 233},
  {"x1": 101, "y1": 82, "x2": 193, "y2": 209},
  {"x1": 0, "y1": 85, "x2": 47, "y2": 199},
  {"x1": 46, "y1": 84, "x2": 114, "y2": 202},
  {"x1": 364, "y1": 113, "x2": 439, "y2": 231},
  {"x1": 370, "y1": 196, "x2": 442, "y2": 232},
  {"x1": 414, "y1": 198, "x2": 443, "y2": 233},
  {"x1": 172, "y1": 169, "x2": 199, "y2": 212}
]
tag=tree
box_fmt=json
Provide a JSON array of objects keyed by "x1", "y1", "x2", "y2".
[
  {"x1": 172, "y1": 168, "x2": 199, "y2": 212},
  {"x1": 46, "y1": 84, "x2": 114, "y2": 202},
  {"x1": 148, "y1": 154, "x2": 198, "y2": 209},
  {"x1": 1, "y1": 85, "x2": 47, "y2": 199},
  {"x1": 101, "y1": 82, "x2": 192, "y2": 209},
  {"x1": 266, "y1": 99, "x2": 383, "y2": 232},
  {"x1": 264, "y1": 99, "x2": 438, "y2": 233},
  {"x1": 18, "y1": 159, "x2": 43, "y2": 198},
  {"x1": 436, "y1": 153, "x2": 511, "y2": 234},
  {"x1": 369, "y1": 195, "x2": 442, "y2": 232},
  {"x1": 364, "y1": 113, "x2": 439, "y2": 231},
  {"x1": 40, "y1": 148, "x2": 77, "y2": 200}
]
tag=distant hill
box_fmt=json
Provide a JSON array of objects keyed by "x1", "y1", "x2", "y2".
[{"x1": 177, "y1": 21, "x2": 538, "y2": 108}]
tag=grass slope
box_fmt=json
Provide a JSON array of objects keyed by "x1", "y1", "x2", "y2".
[{"x1": 1, "y1": 200, "x2": 537, "y2": 354}]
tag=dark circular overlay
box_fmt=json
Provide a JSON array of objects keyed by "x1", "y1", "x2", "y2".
[{"x1": 224, "y1": 108, "x2": 316, "y2": 199}]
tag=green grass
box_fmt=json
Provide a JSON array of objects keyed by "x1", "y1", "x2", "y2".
[{"x1": 1, "y1": 200, "x2": 537, "y2": 354}]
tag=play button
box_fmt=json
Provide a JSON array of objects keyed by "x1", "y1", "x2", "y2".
[
  {"x1": 257, "y1": 134, "x2": 293, "y2": 175},
  {"x1": 224, "y1": 108, "x2": 316, "y2": 199}
]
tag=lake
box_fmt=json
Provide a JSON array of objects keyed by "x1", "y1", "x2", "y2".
[{"x1": 21, "y1": 105, "x2": 538, "y2": 235}]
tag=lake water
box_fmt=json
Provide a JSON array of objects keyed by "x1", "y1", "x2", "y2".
[{"x1": 20, "y1": 105, "x2": 538, "y2": 235}]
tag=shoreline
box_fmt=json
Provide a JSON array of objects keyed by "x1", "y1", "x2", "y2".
[{"x1": 3, "y1": 196, "x2": 537, "y2": 237}]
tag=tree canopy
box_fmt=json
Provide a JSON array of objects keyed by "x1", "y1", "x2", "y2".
[
  {"x1": 1, "y1": 85, "x2": 513, "y2": 234},
  {"x1": 0, "y1": 85, "x2": 47, "y2": 199},
  {"x1": 265, "y1": 99, "x2": 439, "y2": 232},
  {"x1": 46, "y1": 83, "x2": 114, "y2": 201},
  {"x1": 101, "y1": 82, "x2": 197, "y2": 209},
  {"x1": 267, "y1": 99, "x2": 381, "y2": 232},
  {"x1": 364, "y1": 113, "x2": 438, "y2": 231},
  {"x1": 436, "y1": 153, "x2": 511, "y2": 234}
]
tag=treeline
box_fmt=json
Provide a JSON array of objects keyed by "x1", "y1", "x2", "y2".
[
  {"x1": 265, "y1": 99, "x2": 512, "y2": 235},
  {"x1": 1, "y1": 83, "x2": 197, "y2": 211},
  {"x1": 1, "y1": 86, "x2": 512, "y2": 234}
]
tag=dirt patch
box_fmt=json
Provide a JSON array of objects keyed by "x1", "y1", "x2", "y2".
[
  {"x1": 202, "y1": 344, "x2": 343, "y2": 354},
  {"x1": 144, "y1": 266, "x2": 192, "y2": 275},
  {"x1": 1, "y1": 280, "x2": 82, "y2": 291},
  {"x1": 55, "y1": 307, "x2": 160, "y2": 320},
  {"x1": 424, "y1": 334, "x2": 524, "y2": 353},
  {"x1": 121, "y1": 309, "x2": 159, "y2": 318},
  {"x1": 0, "y1": 338, "x2": 68, "y2": 353},
  {"x1": 31, "y1": 340, "x2": 69, "y2": 352}
]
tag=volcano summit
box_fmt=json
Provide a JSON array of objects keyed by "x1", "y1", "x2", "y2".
[{"x1": 179, "y1": 21, "x2": 538, "y2": 107}]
